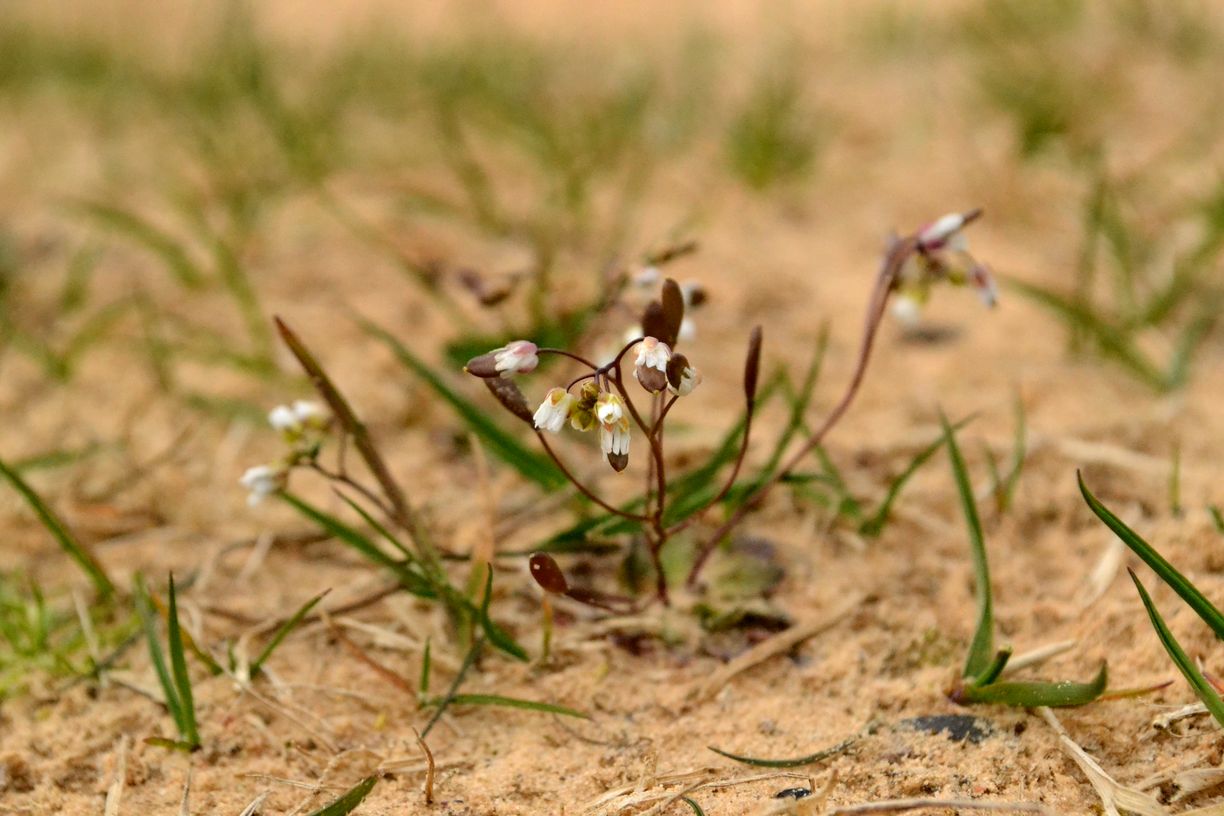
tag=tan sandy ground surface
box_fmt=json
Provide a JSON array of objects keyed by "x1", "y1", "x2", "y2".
[{"x1": 2, "y1": 2, "x2": 1224, "y2": 814}]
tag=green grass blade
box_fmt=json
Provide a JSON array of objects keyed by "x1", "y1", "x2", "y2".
[
  {"x1": 279, "y1": 493, "x2": 436, "y2": 599},
  {"x1": 681, "y1": 797, "x2": 707, "y2": 816},
  {"x1": 477, "y1": 567, "x2": 528, "y2": 662},
  {"x1": 1210, "y1": 504, "x2": 1224, "y2": 535},
  {"x1": 707, "y1": 736, "x2": 855, "y2": 768},
  {"x1": 1006, "y1": 278, "x2": 1169, "y2": 391},
  {"x1": 0, "y1": 456, "x2": 114, "y2": 598},
  {"x1": 418, "y1": 638, "x2": 432, "y2": 698},
  {"x1": 1130, "y1": 571, "x2": 1224, "y2": 727},
  {"x1": 134, "y1": 574, "x2": 185, "y2": 738},
  {"x1": 973, "y1": 647, "x2": 1013, "y2": 687},
  {"x1": 1078, "y1": 472, "x2": 1224, "y2": 639},
  {"x1": 71, "y1": 201, "x2": 205, "y2": 288},
  {"x1": 960, "y1": 664, "x2": 1107, "y2": 707},
  {"x1": 1000, "y1": 393, "x2": 1027, "y2": 512},
  {"x1": 433, "y1": 693, "x2": 588, "y2": 719},
  {"x1": 860, "y1": 415, "x2": 974, "y2": 537},
  {"x1": 941, "y1": 412, "x2": 993, "y2": 679},
  {"x1": 251, "y1": 589, "x2": 329, "y2": 677},
  {"x1": 305, "y1": 776, "x2": 378, "y2": 816},
  {"x1": 165, "y1": 575, "x2": 199, "y2": 749},
  {"x1": 359, "y1": 319, "x2": 564, "y2": 490}
]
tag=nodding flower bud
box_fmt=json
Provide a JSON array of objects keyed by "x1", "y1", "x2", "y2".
[
  {"x1": 666, "y1": 353, "x2": 702, "y2": 397},
  {"x1": 595, "y1": 392, "x2": 625, "y2": 426},
  {"x1": 894, "y1": 208, "x2": 995, "y2": 322},
  {"x1": 600, "y1": 416, "x2": 631, "y2": 471},
  {"x1": 634, "y1": 336, "x2": 671, "y2": 393},
  {"x1": 465, "y1": 340, "x2": 539, "y2": 378},
  {"x1": 240, "y1": 463, "x2": 288, "y2": 507},
  {"x1": 533, "y1": 387, "x2": 575, "y2": 433}
]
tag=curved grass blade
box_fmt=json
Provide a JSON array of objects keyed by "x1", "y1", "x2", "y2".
[
  {"x1": 360, "y1": 319, "x2": 564, "y2": 490},
  {"x1": 682, "y1": 797, "x2": 707, "y2": 816},
  {"x1": 279, "y1": 493, "x2": 435, "y2": 599},
  {"x1": 165, "y1": 575, "x2": 200, "y2": 749},
  {"x1": 432, "y1": 693, "x2": 588, "y2": 719},
  {"x1": 707, "y1": 736, "x2": 855, "y2": 768},
  {"x1": 941, "y1": 412, "x2": 993, "y2": 679},
  {"x1": 860, "y1": 415, "x2": 974, "y2": 537},
  {"x1": 478, "y1": 566, "x2": 528, "y2": 662},
  {"x1": 305, "y1": 776, "x2": 378, "y2": 816},
  {"x1": 134, "y1": 574, "x2": 185, "y2": 742},
  {"x1": 1130, "y1": 570, "x2": 1224, "y2": 727},
  {"x1": 0, "y1": 456, "x2": 114, "y2": 598},
  {"x1": 1006, "y1": 278, "x2": 1168, "y2": 391},
  {"x1": 958, "y1": 664, "x2": 1107, "y2": 707},
  {"x1": 251, "y1": 589, "x2": 329, "y2": 677},
  {"x1": 1079, "y1": 472, "x2": 1224, "y2": 639}
]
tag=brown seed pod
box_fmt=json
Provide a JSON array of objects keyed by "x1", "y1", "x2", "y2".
[
  {"x1": 607, "y1": 451, "x2": 629, "y2": 472},
  {"x1": 529, "y1": 553, "x2": 569, "y2": 594},
  {"x1": 464, "y1": 352, "x2": 501, "y2": 378},
  {"x1": 484, "y1": 377, "x2": 533, "y2": 424},
  {"x1": 660, "y1": 278, "x2": 685, "y2": 348},
  {"x1": 743, "y1": 325, "x2": 763, "y2": 409}
]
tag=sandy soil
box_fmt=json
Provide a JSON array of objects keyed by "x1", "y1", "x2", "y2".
[{"x1": 2, "y1": 2, "x2": 1224, "y2": 814}]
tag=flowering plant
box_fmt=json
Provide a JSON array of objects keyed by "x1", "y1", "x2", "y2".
[{"x1": 466, "y1": 210, "x2": 995, "y2": 606}]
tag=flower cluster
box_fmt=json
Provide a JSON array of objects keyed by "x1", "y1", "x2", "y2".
[
  {"x1": 239, "y1": 400, "x2": 330, "y2": 506},
  {"x1": 892, "y1": 209, "x2": 998, "y2": 325}
]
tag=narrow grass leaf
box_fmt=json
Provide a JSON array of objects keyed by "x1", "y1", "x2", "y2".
[
  {"x1": 433, "y1": 693, "x2": 588, "y2": 719},
  {"x1": 279, "y1": 493, "x2": 435, "y2": 599},
  {"x1": 71, "y1": 201, "x2": 205, "y2": 288},
  {"x1": 860, "y1": 415, "x2": 974, "y2": 537},
  {"x1": 1007, "y1": 279, "x2": 1168, "y2": 391},
  {"x1": 360, "y1": 319, "x2": 564, "y2": 490},
  {"x1": 0, "y1": 456, "x2": 114, "y2": 598},
  {"x1": 251, "y1": 589, "x2": 329, "y2": 677},
  {"x1": 1079, "y1": 472, "x2": 1224, "y2": 639},
  {"x1": 681, "y1": 797, "x2": 707, "y2": 816},
  {"x1": 707, "y1": 736, "x2": 856, "y2": 768},
  {"x1": 134, "y1": 574, "x2": 185, "y2": 739},
  {"x1": 418, "y1": 638, "x2": 431, "y2": 698},
  {"x1": 478, "y1": 567, "x2": 528, "y2": 662},
  {"x1": 941, "y1": 412, "x2": 994, "y2": 679},
  {"x1": 1210, "y1": 505, "x2": 1224, "y2": 535},
  {"x1": 305, "y1": 776, "x2": 378, "y2": 816},
  {"x1": 960, "y1": 664, "x2": 1107, "y2": 707},
  {"x1": 1130, "y1": 570, "x2": 1224, "y2": 728},
  {"x1": 165, "y1": 575, "x2": 199, "y2": 749}
]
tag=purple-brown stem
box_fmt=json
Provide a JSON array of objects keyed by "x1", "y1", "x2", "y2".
[
  {"x1": 685, "y1": 238, "x2": 913, "y2": 586},
  {"x1": 536, "y1": 431, "x2": 650, "y2": 522}
]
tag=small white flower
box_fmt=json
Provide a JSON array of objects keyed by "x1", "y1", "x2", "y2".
[
  {"x1": 291, "y1": 400, "x2": 328, "y2": 429},
  {"x1": 240, "y1": 464, "x2": 287, "y2": 507},
  {"x1": 533, "y1": 387, "x2": 575, "y2": 433},
  {"x1": 669, "y1": 364, "x2": 702, "y2": 397},
  {"x1": 634, "y1": 337, "x2": 671, "y2": 372},
  {"x1": 600, "y1": 417, "x2": 631, "y2": 456},
  {"x1": 632, "y1": 265, "x2": 661, "y2": 287},
  {"x1": 677, "y1": 316, "x2": 696, "y2": 343},
  {"x1": 493, "y1": 340, "x2": 539, "y2": 377},
  {"x1": 891, "y1": 294, "x2": 923, "y2": 327},
  {"x1": 595, "y1": 392, "x2": 625, "y2": 425},
  {"x1": 268, "y1": 405, "x2": 300, "y2": 434},
  {"x1": 918, "y1": 212, "x2": 970, "y2": 250}
]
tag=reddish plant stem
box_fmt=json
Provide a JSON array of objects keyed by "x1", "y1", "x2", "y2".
[
  {"x1": 535, "y1": 432, "x2": 650, "y2": 522},
  {"x1": 685, "y1": 239, "x2": 912, "y2": 587}
]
